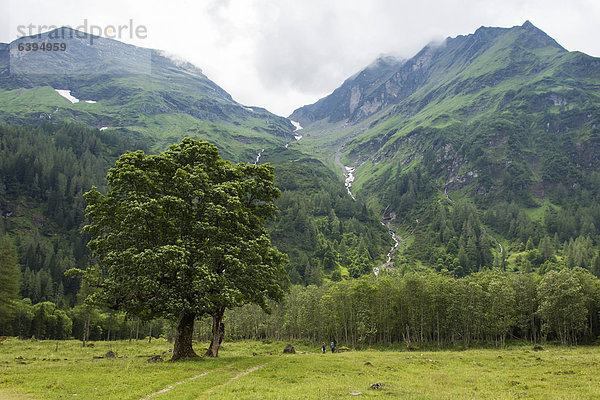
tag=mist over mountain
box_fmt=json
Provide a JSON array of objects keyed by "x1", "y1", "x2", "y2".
[
  {"x1": 0, "y1": 27, "x2": 295, "y2": 161},
  {"x1": 290, "y1": 54, "x2": 406, "y2": 125},
  {"x1": 291, "y1": 21, "x2": 569, "y2": 127},
  {"x1": 292, "y1": 21, "x2": 600, "y2": 275}
]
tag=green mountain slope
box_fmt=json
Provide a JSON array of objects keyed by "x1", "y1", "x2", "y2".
[
  {"x1": 261, "y1": 148, "x2": 390, "y2": 283},
  {"x1": 0, "y1": 27, "x2": 295, "y2": 162},
  {"x1": 0, "y1": 123, "x2": 390, "y2": 305},
  {"x1": 0, "y1": 123, "x2": 150, "y2": 305},
  {"x1": 292, "y1": 21, "x2": 600, "y2": 275},
  {"x1": 0, "y1": 28, "x2": 391, "y2": 305}
]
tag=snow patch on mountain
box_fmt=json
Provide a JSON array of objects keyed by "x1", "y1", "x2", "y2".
[
  {"x1": 55, "y1": 89, "x2": 96, "y2": 104},
  {"x1": 290, "y1": 120, "x2": 303, "y2": 131}
]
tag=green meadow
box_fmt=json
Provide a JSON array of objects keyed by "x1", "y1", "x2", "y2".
[{"x1": 0, "y1": 339, "x2": 598, "y2": 399}]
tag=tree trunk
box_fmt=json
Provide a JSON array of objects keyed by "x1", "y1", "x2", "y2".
[
  {"x1": 171, "y1": 311, "x2": 197, "y2": 361},
  {"x1": 82, "y1": 311, "x2": 90, "y2": 347},
  {"x1": 129, "y1": 317, "x2": 134, "y2": 342},
  {"x1": 205, "y1": 308, "x2": 225, "y2": 357}
]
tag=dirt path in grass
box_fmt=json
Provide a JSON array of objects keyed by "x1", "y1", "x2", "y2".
[
  {"x1": 140, "y1": 371, "x2": 214, "y2": 399},
  {"x1": 229, "y1": 364, "x2": 264, "y2": 381},
  {"x1": 140, "y1": 363, "x2": 234, "y2": 400},
  {"x1": 140, "y1": 363, "x2": 266, "y2": 399},
  {"x1": 200, "y1": 363, "x2": 267, "y2": 397}
]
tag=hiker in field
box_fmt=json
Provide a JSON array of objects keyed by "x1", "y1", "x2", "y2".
[
  {"x1": 322, "y1": 343, "x2": 326, "y2": 353},
  {"x1": 330, "y1": 341, "x2": 335, "y2": 353}
]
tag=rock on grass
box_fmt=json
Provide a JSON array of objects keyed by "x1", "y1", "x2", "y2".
[{"x1": 283, "y1": 344, "x2": 296, "y2": 354}]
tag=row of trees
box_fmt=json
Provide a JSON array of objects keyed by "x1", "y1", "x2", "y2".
[
  {"x1": 0, "y1": 298, "x2": 174, "y2": 342},
  {"x1": 400, "y1": 198, "x2": 600, "y2": 277},
  {"x1": 4, "y1": 268, "x2": 598, "y2": 349},
  {"x1": 214, "y1": 268, "x2": 600, "y2": 347}
]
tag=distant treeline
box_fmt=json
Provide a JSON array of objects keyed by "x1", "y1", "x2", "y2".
[
  {"x1": 221, "y1": 268, "x2": 600, "y2": 347},
  {"x1": 0, "y1": 298, "x2": 173, "y2": 342},
  {"x1": 3, "y1": 269, "x2": 598, "y2": 348}
]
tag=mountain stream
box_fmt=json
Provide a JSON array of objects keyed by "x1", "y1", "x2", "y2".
[{"x1": 254, "y1": 149, "x2": 264, "y2": 164}]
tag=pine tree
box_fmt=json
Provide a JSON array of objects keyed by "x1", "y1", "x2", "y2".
[
  {"x1": 32, "y1": 273, "x2": 42, "y2": 303},
  {"x1": 466, "y1": 235, "x2": 479, "y2": 272},
  {"x1": 55, "y1": 281, "x2": 65, "y2": 304},
  {"x1": 538, "y1": 236, "x2": 554, "y2": 260},
  {"x1": 591, "y1": 252, "x2": 600, "y2": 278},
  {"x1": 525, "y1": 237, "x2": 535, "y2": 251},
  {"x1": 0, "y1": 235, "x2": 21, "y2": 323},
  {"x1": 305, "y1": 262, "x2": 323, "y2": 286},
  {"x1": 458, "y1": 245, "x2": 468, "y2": 274}
]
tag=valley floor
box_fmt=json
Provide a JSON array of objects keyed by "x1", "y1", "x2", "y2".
[{"x1": 0, "y1": 339, "x2": 598, "y2": 399}]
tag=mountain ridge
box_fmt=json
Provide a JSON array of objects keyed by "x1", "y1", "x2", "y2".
[
  {"x1": 0, "y1": 27, "x2": 295, "y2": 161},
  {"x1": 292, "y1": 20, "x2": 600, "y2": 275},
  {"x1": 1, "y1": 21, "x2": 600, "y2": 291},
  {"x1": 0, "y1": 30, "x2": 391, "y2": 295},
  {"x1": 290, "y1": 21, "x2": 567, "y2": 127}
]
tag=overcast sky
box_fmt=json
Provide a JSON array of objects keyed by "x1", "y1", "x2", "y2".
[{"x1": 3, "y1": 0, "x2": 600, "y2": 116}]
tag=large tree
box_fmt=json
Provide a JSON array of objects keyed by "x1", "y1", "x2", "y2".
[{"x1": 82, "y1": 138, "x2": 288, "y2": 360}]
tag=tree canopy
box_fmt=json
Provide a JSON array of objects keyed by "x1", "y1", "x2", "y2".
[{"x1": 82, "y1": 138, "x2": 288, "y2": 359}]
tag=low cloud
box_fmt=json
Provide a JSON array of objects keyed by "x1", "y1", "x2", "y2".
[{"x1": 3, "y1": 0, "x2": 600, "y2": 116}]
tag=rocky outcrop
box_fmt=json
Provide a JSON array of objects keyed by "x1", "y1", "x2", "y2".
[{"x1": 283, "y1": 344, "x2": 296, "y2": 354}]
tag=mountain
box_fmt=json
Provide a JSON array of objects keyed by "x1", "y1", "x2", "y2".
[
  {"x1": 290, "y1": 55, "x2": 405, "y2": 125},
  {"x1": 293, "y1": 21, "x2": 600, "y2": 275},
  {"x1": 2, "y1": 21, "x2": 600, "y2": 346},
  {"x1": 0, "y1": 29, "x2": 391, "y2": 302},
  {"x1": 2, "y1": 20, "x2": 600, "y2": 307},
  {"x1": 0, "y1": 27, "x2": 295, "y2": 161},
  {"x1": 292, "y1": 21, "x2": 568, "y2": 128}
]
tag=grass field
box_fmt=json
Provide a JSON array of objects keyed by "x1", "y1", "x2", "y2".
[{"x1": 0, "y1": 339, "x2": 599, "y2": 399}]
